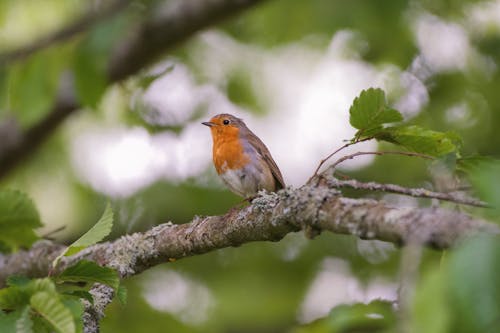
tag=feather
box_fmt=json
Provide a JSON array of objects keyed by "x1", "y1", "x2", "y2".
[{"x1": 242, "y1": 127, "x2": 286, "y2": 190}]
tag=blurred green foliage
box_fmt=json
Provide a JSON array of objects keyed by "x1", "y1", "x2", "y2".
[{"x1": 1, "y1": 0, "x2": 500, "y2": 332}]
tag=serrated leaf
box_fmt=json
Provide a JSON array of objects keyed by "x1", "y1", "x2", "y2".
[
  {"x1": 62, "y1": 291, "x2": 94, "y2": 305},
  {"x1": 0, "y1": 226, "x2": 39, "y2": 253},
  {"x1": 31, "y1": 316, "x2": 52, "y2": 333},
  {"x1": 53, "y1": 203, "x2": 113, "y2": 267},
  {"x1": 61, "y1": 298, "x2": 84, "y2": 333},
  {"x1": 0, "y1": 190, "x2": 41, "y2": 227},
  {"x1": 0, "y1": 278, "x2": 57, "y2": 310},
  {"x1": 349, "y1": 88, "x2": 403, "y2": 136},
  {"x1": 0, "y1": 287, "x2": 29, "y2": 310},
  {"x1": 0, "y1": 190, "x2": 41, "y2": 252},
  {"x1": 15, "y1": 306, "x2": 33, "y2": 333},
  {"x1": 377, "y1": 125, "x2": 460, "y2": 157},
  {"x1": 116, "y1": 284, "x2": 127, "y2": 306},
  {"x1": 58, "y1": 260, "x2": 119, "y2": 290},
  {"x1": 25, "y1": 278, "x2": 57, "y2": 295},
  {"x1": 30, "y1": 292, "x2": 75, "y2": 333},
  {"x1": 0, "y1": 309, "x2": 21, "y2": 332},
  {"x1": 6, "y1": 276, "x2": 31, "y2": 288}
]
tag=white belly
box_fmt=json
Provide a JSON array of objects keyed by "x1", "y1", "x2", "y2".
[{"x1": 219, "y1": 162, "x2": 276, "y2": 198}]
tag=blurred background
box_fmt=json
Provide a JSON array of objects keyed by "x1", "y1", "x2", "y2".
[{"x1": 1, "y1": 0, "x2": 500, "y2": 332}]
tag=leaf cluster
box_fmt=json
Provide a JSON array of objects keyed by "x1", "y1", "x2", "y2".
[
  {"x1": 349, "y1": 88, "x2": 461, "y2": 157},
  {"x1": 0, "y1": 203, "x2": 121, "y2": 333}
]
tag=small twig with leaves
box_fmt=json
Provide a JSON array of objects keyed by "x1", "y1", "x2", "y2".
[{"x1": 308, "y1": 87, "x2": 486, "y2": 208}]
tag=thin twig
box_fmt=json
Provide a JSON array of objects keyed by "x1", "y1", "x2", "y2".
[
  {"x1": 308, "y1": 137, "x2": 372, "y2": 183},
  {"x1": 328, "y1": 150, "x2": 434, "y2": 171},
  {"x1": 0, "y1": 0, "x2": 131, "y2": 65},
  {"x1": 328, "y1": 178, "x2": 488, "y2": 208}
]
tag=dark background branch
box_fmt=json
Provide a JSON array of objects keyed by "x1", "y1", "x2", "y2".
[
  {"x1": 0, "y1": 0, "x2": 131, "y2": 66},
  {"x1": 0, "y1": 0, "x2": 267, "y2": 180}
]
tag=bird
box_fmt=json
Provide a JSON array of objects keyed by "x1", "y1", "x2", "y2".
[{"x1": 202, "y1": 113, "x2": 285, "y2": 199}]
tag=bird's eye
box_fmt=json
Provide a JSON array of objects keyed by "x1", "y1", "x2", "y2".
[{"x1": 223, "y1": 119, "x2": 230, "y2": 125}]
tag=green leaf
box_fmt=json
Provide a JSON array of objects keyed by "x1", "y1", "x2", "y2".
[
  {"x1": 73, "y1": 16, "x2": 125, "y2": 107},
  {"x1": 0, "y1": 278, "x2": 56, "y2": 310},
  {"x1": 61, "y1": 298, "x2": 84, "y2": 333},
  {"x1": 411, "y1": 268, "x2": 450, "y2": 333},
  {"x1": 377, "y1": 125, "x2": 461, "y2": 157},
  {"x1": 53, "y1": 203, "x2": 113, "y2": 267},
  {"x1": 62, "y1": 291, "x2": 94, "y2": 305},
  {"x1": 15, "y1": 306, "x2": 34, "y2": 333},
  {"x1": 294, "y1": 300, "x2": 395, "y2": 332},
  {"x1": 7, "y1": 48, "x2": 64, "y2": 127},
  {"x1": 31, "y1": 316, "x2": 52, "y2": 333},
  {"x1": 116, "y1": 284, "x2": 127, "y2": 306},
  {"x1": 58, "y1": 260, "x2": 119, "y2": 290},
  {"x1": 456, "y1": 155, "x2": 497, "y2": 174},
  {"x1": 448, "y1": 235, "x2": 500, "y2": 333},
  {"x1": 0, "y1": 309, "x2": 21, "y2": 333},
  {"x1": 0, "y1": 286, "x2": 29, "y2": 310},
  {"x1": 460, "y1": 159, "x2": 500, "y2": 214},
  {"x1": 0, "y1": 190, "x2": 41, "y2": 227},
  {"x1": 6, "y1": 276, "x2": 31, "y2": 288},
  {"x1": 25, "y1": 278, "x2": 57, "y2": 295},
  {"x1": 30, "y1": 292, "x2": 75, "y2": 333},
  {"x1": 326, "y1": 300, "x2": 396, "y2": 331},
  {"x1": 349, "y1": 88, "x2": 403, "y2": 136},
  {"x1": 226, "y1": 69, "x2": 265, "y2": 115},
  {"x1": 0, "y1": 190, "x2": 41, "y2": 252}
]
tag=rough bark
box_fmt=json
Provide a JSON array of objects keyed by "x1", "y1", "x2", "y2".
[
  {"x1": 1, "y1": 182, "x2": 497, "y2": 332},
  {"x1": 1, "y1": 183, "x2": 496, "y2": 288}
]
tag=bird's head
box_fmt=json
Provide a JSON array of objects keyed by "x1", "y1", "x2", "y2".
[{"x1": 202, "y1": 114, "x2": 246, "y2": 139}]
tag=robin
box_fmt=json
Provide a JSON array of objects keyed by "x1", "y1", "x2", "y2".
[{"x1": 202, "y1": 113, "x2": 285, "y2": 199}]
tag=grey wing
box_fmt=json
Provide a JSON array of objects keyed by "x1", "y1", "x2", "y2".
[{"x1": 246, "y1": 132, "x2": 286, "y2": 189}]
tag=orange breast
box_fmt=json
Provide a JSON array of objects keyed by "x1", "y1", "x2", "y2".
[{"x1": 211, "y1": 129, "x2": 250, "y2": 174}]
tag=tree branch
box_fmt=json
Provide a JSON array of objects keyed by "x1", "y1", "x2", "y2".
[
  {"x1": 108, "y1": 0, "x2": 267, "y2": 82},
  {"x1": 0, "y1": 183, "x2": 497, "y2": 288},
  {"x1": 1, "y1": 181, "x2": 496, "y2": 331},
  {"x1": 0, "y1": 0, "x2": 268, "y2": 180},
  {"x1": 328, "y1": 178, "x2": 488, "y2": 207},
  {"x1": 327, "y1": 150, "x2": 434, "y2": 172},
  {"x1": 0, "y1": 0, "x2": 131, "y2": 66}
]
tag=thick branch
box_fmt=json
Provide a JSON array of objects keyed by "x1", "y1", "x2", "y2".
[
  {"x1": 0, "y1": 0, "x2": 267, "y2": 180},
  {"x1": 0, "y1": 184, "x2": 497, "y2": 287},
  {"x1": 108, "y1": 0, "x2": 266, "y2": 81}
]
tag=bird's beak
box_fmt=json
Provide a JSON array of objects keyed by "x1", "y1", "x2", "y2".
[{"x1": 202, "y1": 121, "x2": 215, "y2": 127}]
